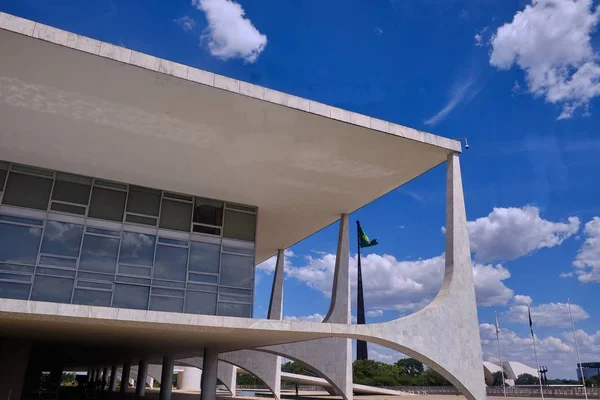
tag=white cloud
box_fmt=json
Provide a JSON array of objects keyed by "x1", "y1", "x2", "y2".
[
  {"x1": 286, "y1": 252, "x2": 513, "y2": 311},
  {"x1": 424, "y1": 78, "x2": 481, "y2": 126},
  {"x1": 366, "y1": 309, "x2": 384, "y2": 318},
  {"x1": 513, "y1": 295, "x2": 533, "y2": 305},
  {"x1": 572, "y1": 217, "x2": 600, "y2": 283},
  {"x1": 283, "y1": 313, "x2": 324, "y2": 323},
  {"x1": 174, "y1": 16, "x2": 197, "y2": 32},
  {"x1": 192, "y1": 0, "x2": 267, "y2": 63},
  {"x1": 506, "y1": 301, "x2": 589, "y2": 327},
  {"x1": 467, "y1": 206, "x2": 580, "y2": 263},
  {"x1": 369, "y1": 344, "x2": 403, "y2": 364},
  {"x1": 474, "y1": 26, "x2": 488, "y2": 47},
  {"x1": 256, "y1": 250, "x2": 294, "y2": 274},
  {"x1": 490, "y1": 0, "x2": 600, "y2": 118}
]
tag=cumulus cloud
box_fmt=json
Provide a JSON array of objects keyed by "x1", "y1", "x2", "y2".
[
  {"x1": 513, "y1": 295, "x2": 533, "y2": 305},
  {"x1": 283, "y1": 313, "x2": 324, "y2": 323},
  {"x1": 256, "y1": 250, "x2": 294, "y2": 274},
  {"x1": 489, "y1": 0, "x2": 600, "y2": 118},
  {"x1": 174, "y1": 16, "x2": 197, "y2": 32},
  {"x1": 366, "y1": 309, "x2": 384, "y2": 318},
  {"x1": 572, "y1": 217, "x2": 600, "y2": 283},
  {"x1": 468, "y1": 206, "x2": 580, "y2": 263},
  {"x1": 192, "y1": 0, "x2": 267, "y2": 63},
  {"x1": 506, "y1": 300, "x2": 589, "y2": 327},
  {"x1": 369, "y1": 344, "x2": 403, "y2": 364}
]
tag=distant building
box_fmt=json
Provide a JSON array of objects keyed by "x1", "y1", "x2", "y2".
[
  {"x1": 577, "y1": 362, "x2": 600, "y2": 380},
  {"x1": 483, "y1": 361, "x2": 538, "y2": 386}
]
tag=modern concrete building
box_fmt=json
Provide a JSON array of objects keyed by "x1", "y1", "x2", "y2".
[
  {"x1": 0, "y1": 12, "x2": 485, "y2": 400},
  {"x1": 483, "y1": 361, "x2": 539, "y2": 387},
  {"x1": 577, "y1": 362, "x2": 600, "y2": 380}
]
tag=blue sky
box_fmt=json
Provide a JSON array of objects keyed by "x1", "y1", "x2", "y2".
[{"x1": 3, "y1": 0, "x2": 600, "y2": 379}]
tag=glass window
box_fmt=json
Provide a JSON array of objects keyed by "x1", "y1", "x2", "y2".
[
  {"x1": 184, "y1": 291, "x2": 217, "y2": 315},
  {"x1": 0, "y1": 264, "x2": 35, "y2": 274},
  {"x1": 125, "y1": 214, "x2": 157, "y2": 226},
  {"x1": 188, "y1": 273, "x2": 218, "y2": 284},
  {"x1": 76, "y1": 280, "x2": 112, "y2": 290},
  {"x1": 2, "y1": 172, "x2": 53, "y2": 210},
  {"x1": 0, "y1": 272, "x2": 32, "y2": 282},
  {"x1": 188, "y1": 241, "x2": 220, "y2": 274},
  {"x1": 152, "y1": 287, "x2": 184, "y2": 297},
  {"x1": 50, "y1": 202, "x2": 86, "y2": 215},
  {"x1": 153, "y1": 245, "x2": 187, "y2": 281},
  {"x1": 51, "y1": 173, "x2": 91, "y2": 205},
  {"x1": 40, "y1": 221, "x2": 84, "y2": 257},
  {"x1": 39, "y1": 256, "x2": 77, "y2": 269},
  {"x1": 219, "y1": 287, "x2": 252, "y2": 296},
  {"x1": 113, "y1": 284, "x2": 149, "y2": 310},
  {"x1": 193, "y1": 198, "x2": 223, "y2": 226},
  {"x1": 192, "y1": 225, "x2": 220, "y2": 235},
  {"x1": 219, "y1": 293, "x2": 252, "y2": 303},
  {"x1": 159, "y1": 199, "x2": 192, "y2": 232},
  {"x1": 72, "y1": 289, "x2": 111, "y2": 307},
  {"x1": 0, "y1": 215, "x2": 43, "y2": 226},
  {"x1": 36, "y1": 267, "x2": 76, "y2": 278},
  {"x1": 79, "y1": 234, "x2": 119, "y2": 274},
  {"x1": 115, "y1": 276, "x2": 151, "y2": 285},
  {"x1": 217, "y1": 302, "x2": 251, "y2": 317},
  {"x1": 126, "y1": 186, "x2": 161, "y2": 216},
  {"x1": 118, "y1": 265, "x2": 151, "y2": 277},
  {"x1": 219, "y1": 253, "x2": 253, "y2": 289},
  {"x1": 152, "y1": 280, "x2": 185, "y2": 289},
  {"x1": 0, "y1": 162, "x2": 8, "y2": 191},
  {"x1": 223, "y1": 210, "x2": 256, "y2": 242},
  {"x1": 0, "y1": 223, "x2": 42, "y2": 265},
  {"x1": 187, "y1": 283, "x2": 217, "y2": 292},
  {"x1": 119, "y1": 232, "x2": 155, "y2": 266},
  {"x1": 78, "y1": 272, "x2": 113, "y2": 282},
  {"x1": 0, "y1": 281, "x2": 31, "y2": 300},
  {"x1": 88, "y1": 187, "x2": 126, "y2": 222},
  {"x1": 31, "y1": 276, "x2": 74, "y2": 303},
  {"x1": 150, "y1": 296, "x2": 183, "y2": 313}
]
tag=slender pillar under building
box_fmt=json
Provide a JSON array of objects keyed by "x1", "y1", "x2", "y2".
[
  {"x1": 159, "y1": 356, "x2": 174, "y2": 400},
  {"x1": 102, "y1": 367, "x2": 108, "y2": 389},
  {"x1": 201, "y1": 348, "x2": 219, "y2": 400},
  {"x1": 136, "y1": 360, "x2": 148, "y2": 397},
  {"x1": 0, "y1": 339, "x2": 31, "y2": 400},
  {"x1": 96, "y1": 368, "x2": 101, "y2": 382},
  {"x1": 109, "y1": 365, "x2": 118, "y2": 391},
  {"x1": 121, "y1": 362, "x2": 131, "y2": 393},
  {"x1": 90, "y1": 369, "x2": 96, "y2": 382}
]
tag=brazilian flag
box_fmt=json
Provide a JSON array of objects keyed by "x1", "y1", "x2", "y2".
[{"x1": 358, "y1": 225, "x2": 378, "y2": 248}]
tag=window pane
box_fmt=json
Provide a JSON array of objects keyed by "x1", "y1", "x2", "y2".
[
  {"x1": 0, "y1": 272, "x2": 32, "y2": 282},
  {"x1": 187, "y1": 283, "x2": 217, "y2": 292},
  {"x1": 159, "y1": 199, "x2": 192, "y2": 232},
  {"x1": 0, "y1": 281, "x2": 31, "y2": 300},
  {"x1": 0, "y1": 263, "x2": 35, "y2": 274},
  {"x1": 78, "y1": 271, "x2": 113, "y2": 282},
  {"x1": 219, "y1": 254, "x2": 253, "y2": 289},
  {"x1": 0, "y1": 215, "x2": 43, "y2": 226},
  {"x1": 79, "y1": 234, "x2": 119, "y2": 274},
  {"x1": 193, "y1": 198, "x2": 223, "y2": 227},
  {"x1": 217, "y1": 302, "x2": 251, "y2": 318},
  {"x1": 152, "y1": 280, "x2": 185, "y2": 289},
  {"x1": 76, "y1": 280, "x2": 112, "y2": 290},
  {"x1": 115, "y1": 276, "x2": 150, "y2": 285},
  {"x1": 31, "y1": 276, "x2": 74, "y2": 303},
  {"x1": 126, "y1": 186, "x2": 161, "y2": 216},
  {"x1": 0, "y1": 169, "x2": 7, "y2": 192},
  {"x1": 223, "y1": 210, "x2": 256, "y2": 242},
  {"x1": 39, "y1": 255, "x2": 77, "y2": 269},
  {"x1": 150, "y1": 296, "x2": 183, "y2": 313},
  {"x1": 152, "y1": 287, "x2": 184, "y2": 297},
  {"x1": 188, "y1": 273, "x2": 217, "y2": 284},
  {"x1": 72, "y1": 289, "x2": 111, "y2": 307},
  {"x1": 113, "y1": 284, "x2": 149, "y2": 310},
  {"x1": 50, "y1": 202, "x2": 86, "y2": 215},
  {"x1": 51, "y1": 175, "x2": 91, "y2": 205},
  {"x1": 40, "y1": 221, "x2": 84, "y2": 257},
  {"x1": 119, "y1": 232, "x2": 155, "y2": 266},
  {"x1": 219, "y1": 293, "x2": 252, "y2": 303},
  {"x1": 219, "y1": 287, "x2": 252, "y2": 296},
  {"x1": 119, "y1": 265, "x2": 151, "y2": 277},
  {"x1": 153, "y1": 244, "x2": 187, "y2": 281},
  {"x1": 125, "y1": 214, "x2": 157, "y2": 226},
  {"x1": 0, "y1": 223, "x2": 42, "y2": 265},
  {"x1": 188, "y1": 241, "x2": 220, "y2": 274},
  {"x1": 88, "y1": 187, "x2": 126, "y2": 222},
  {"x1": 3, "y1": 172, "x2": 53, "y2": 210},
  {"x1": 192, "y1": 225, "x2": 220, "y2": 236},
  {"x1": 184, "y1": 291, "x2": 217, "y2": 315},
  {"x1": 36, "y1": 267, "x2": 76, "y2": 278}
]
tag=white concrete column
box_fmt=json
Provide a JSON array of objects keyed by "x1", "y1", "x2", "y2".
[
  {"x1": 109, "y1": 365, "x2": 117, "y2": 391},
  {"x1": 323, "y1": 213, "x2": 350, "y2": 324},
  {"x1": 102, "y1": 367, "x2": 108, "y2": 389},
  {"x1": 148, "y1": 377, "x2": 155, "y2": 389},
  {"x1": 159, "y1": 356, "x2": 174, "y2": 400},
  {"x1": 177, "y1": 366, "x2": 201, "y2": 391},
  {"x1": 0, "y1": 339, "x2": 31, "y2": 400},
  {"x1": 136, "y1": 360, "x2": 148, "y2": 396},
  {"x1": 121, "y1": 362, "x2": 131, "y2": 393},
  {"x1": 201, "y1": 348, "x2": 218, "y2": 400},
  {"x1": 218, "y1": 363, "x2": 236, "y2": 397},
  {"x1": 267, "y1": 249, "x2": 285, "y2": 320}
]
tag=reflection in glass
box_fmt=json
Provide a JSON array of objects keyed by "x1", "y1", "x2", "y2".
[
  {"x1": 79, "y1": 234, "x2": 120, "y2": 273},
  {"x1": 153, "y1": 245, "x2": 187, "y2": 281},
  {"x1": 40, "y1": 221, "x2": 84, "y2": 257},
  {"x1": 31, "y1": 276, "x2": 74, "y2": 303},
  {"x1": 223, "y1": 210, "x2": 256, "y2": 242},
  {"x1": 0, "y1": 281, "x2": 31, "y2": 300},
  {"x1": 88, "y1": 187, "x2": 126, "y2": 222},
  {"x1": 219, "y1": 253, "x2": 253, "y2": 289},
  {"x1": 193, "y1": 198, "x2": 223, "y2": 226},
  {"x1": 72, "y1": 289, "x2": 111, "y2": 306},
  {"x1": 113, "y1": 284, "x2": 149, "y2": 310},
  {"x1": 150, "y1": 296, "x2": 183, "y2": 312},
  {"x1": 119, "y1": 232, "x2": 155, "y2": 266},
  {"x1": 0, "y1": 223, "x2": 42, "y2": 265},
  {"x1": 159, "y1": 199, "x2": 192, "y2": 232},
  {"x1": 217, "y1": 302, "x2": 251, "y2": 317},
  {"x1": 184, "y1": 291, "x2": 217, "y2": 315},
  {"x1": 188, "y1": 241, "x2": 220, "y2": 274},
  {"x1": 2, "y1": 172, "x2": 53, "y2": 210}
]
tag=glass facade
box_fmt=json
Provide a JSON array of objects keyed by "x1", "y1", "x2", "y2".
[{"x1": 0, "y1": 161, "x2": 257, "y2": 317}]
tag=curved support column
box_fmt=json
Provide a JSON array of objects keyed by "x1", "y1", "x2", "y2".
[
  {"x1": 176, "y1": 358, "x2": 238, "y2": 396},
  {"x1": 219, "y1": 350, "x2": 280, "y2": 399}
]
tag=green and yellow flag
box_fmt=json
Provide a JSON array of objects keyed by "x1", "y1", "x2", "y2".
[{"x1": 358, "y1": 224, "x2": 378, "y2": 248}]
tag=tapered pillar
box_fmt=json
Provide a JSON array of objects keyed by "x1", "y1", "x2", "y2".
[
  {"x1": 95, "y1": 368, "x2": 101, "y2": 382},
  {"x1": 121, "y1": 362, "x2": 131, "y2": 393},
  {"x1": 267, "y1": 249, "x2": 285, "y2": 320},
  {"x1": 159, "y1": 356, "x2": 174, "y2": 400},
  {"x1": 136, "y1": 360, "x2": 148, "y2": 396},
  {"x1": 201, "y1": 348, "x2": 218, "y2": 400},
  {"x1": 101, "y1": 367, "x2": 108, "y2": 389},
  {"x1": 109, "y1": 365, "x2": 118, "y2": 391}
]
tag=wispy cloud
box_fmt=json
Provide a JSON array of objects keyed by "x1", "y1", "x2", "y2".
[
  {"x1": 424, "y1": 78, "x2": 482, "y2": 126},
  {"x1": 174, "y1": 15, "x2": 197, "y2": 32}
]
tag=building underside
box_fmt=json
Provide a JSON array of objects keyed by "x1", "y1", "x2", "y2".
[{"x1": 0, "y1": 12, "x2": 485, "y2": 400}]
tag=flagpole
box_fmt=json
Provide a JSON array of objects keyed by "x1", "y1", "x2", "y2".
[
  {"x1": 529, "y1": 306, "x2": 545, "y2": 400},
  {"x1": 568, "y1": 299, "x2": 588, "y2": 400},
  {"x1": 356, "y1": 220, "x2": 368, "y2": 360},
  {"x1": 495, "y1": 311, "x2": 507, "y2": 399}
]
